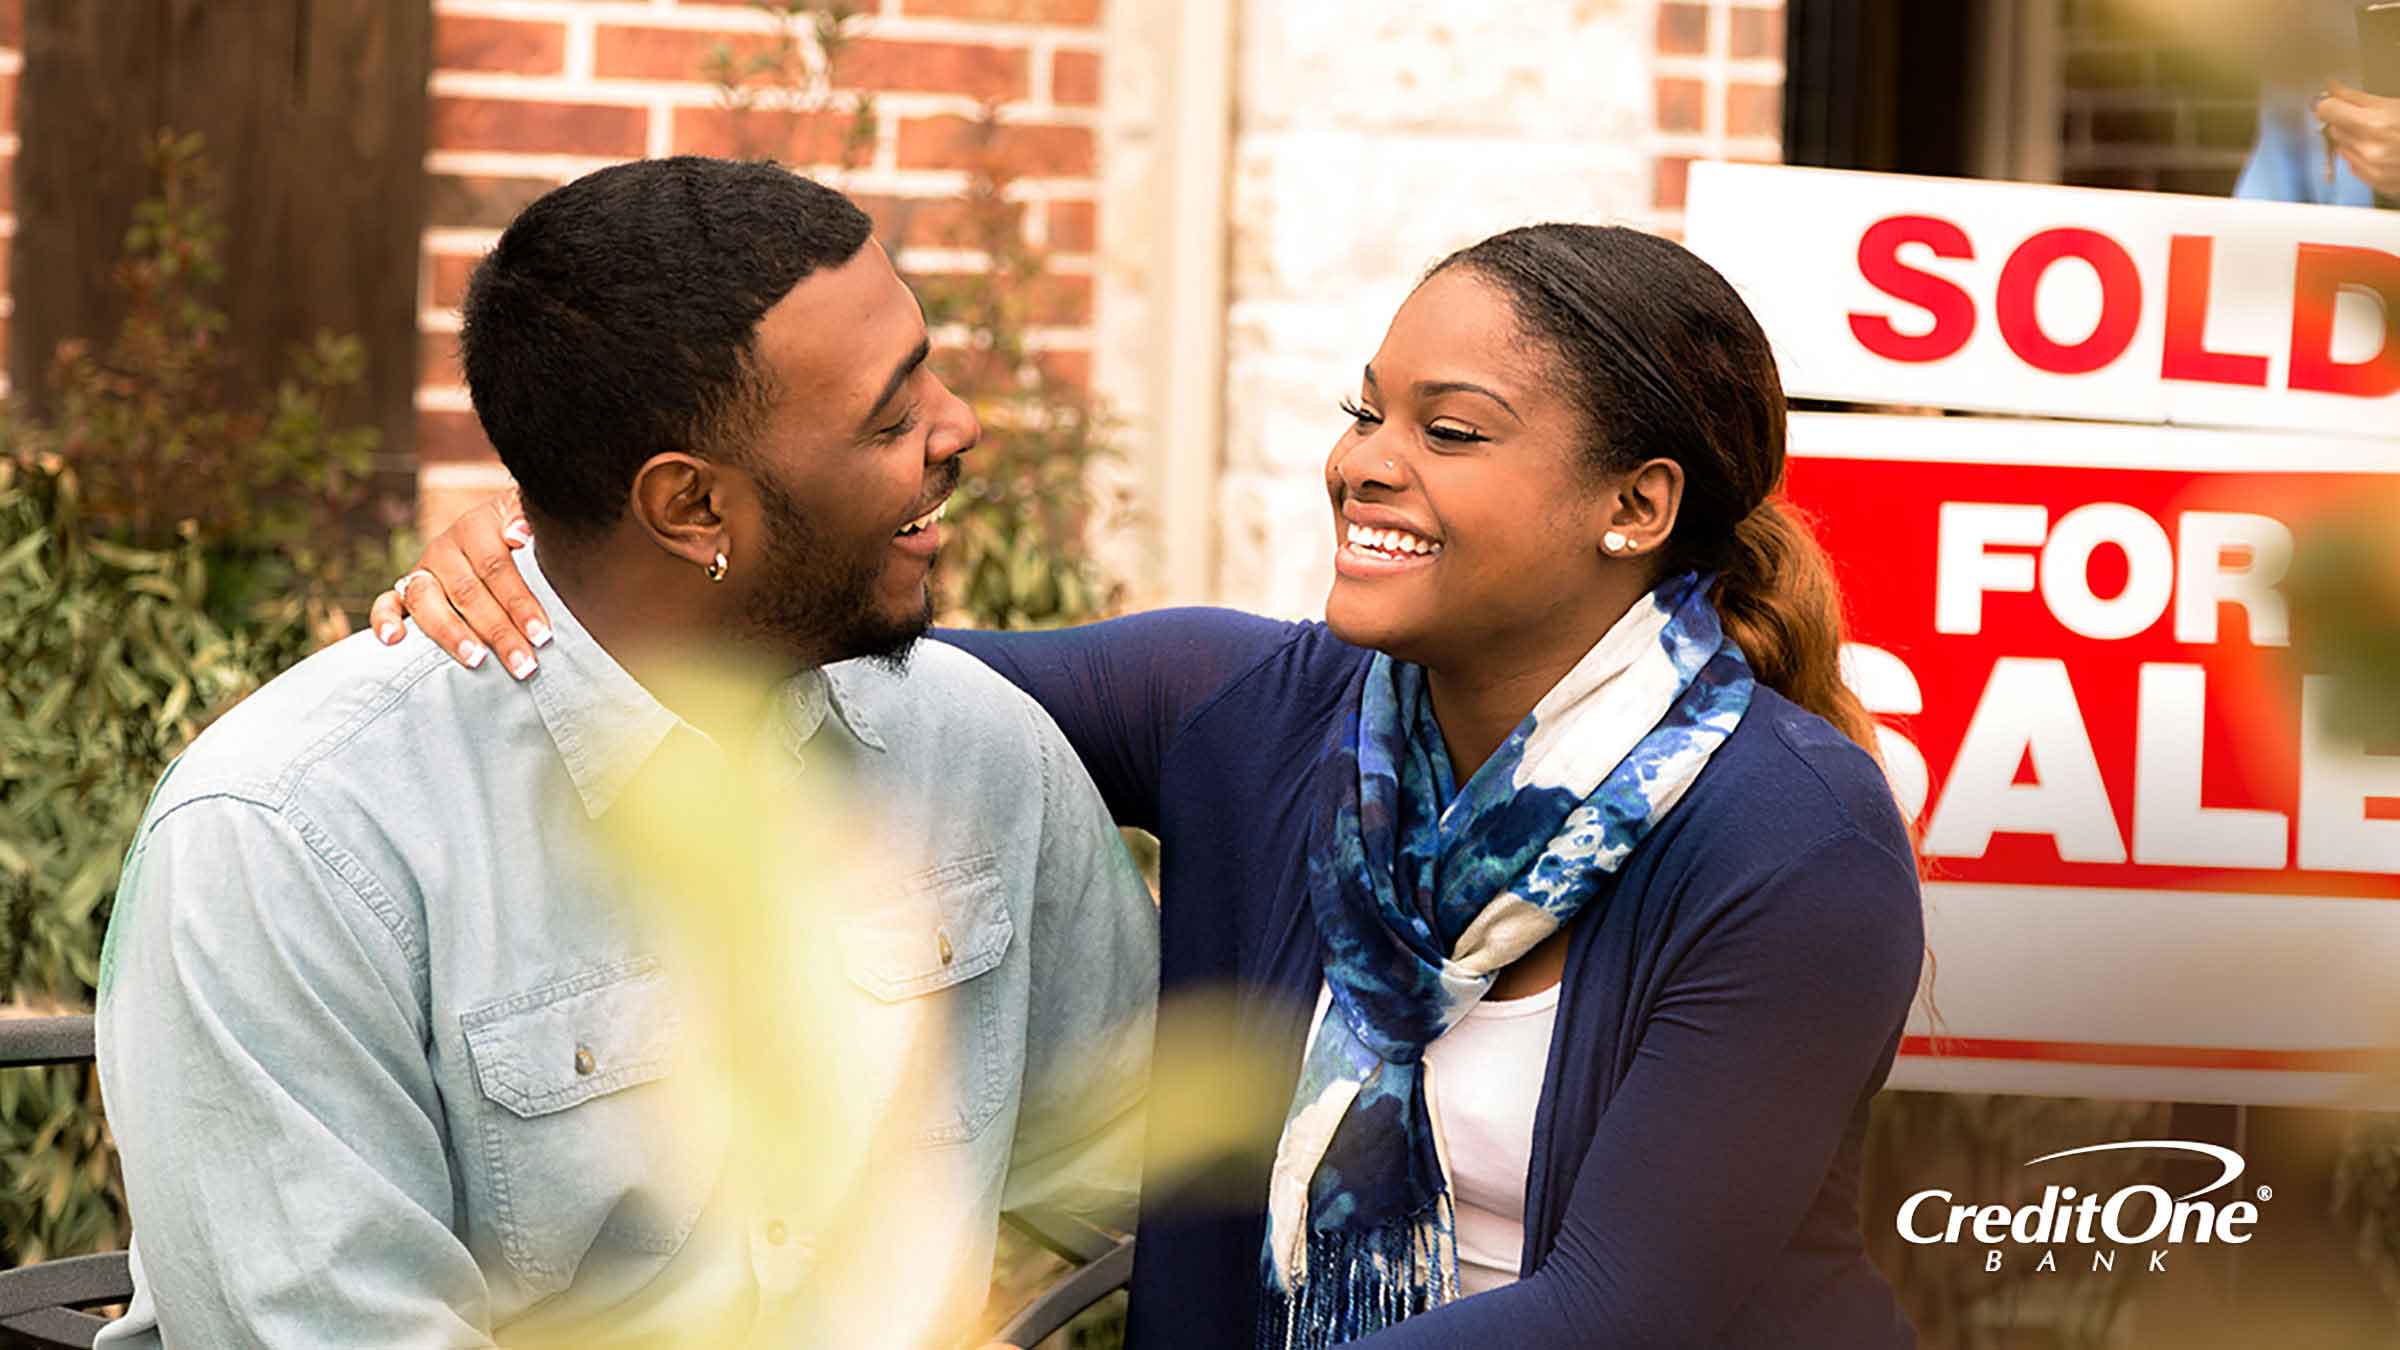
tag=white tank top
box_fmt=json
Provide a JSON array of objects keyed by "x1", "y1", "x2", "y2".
[{"x1": 1304, "y1": 981, "x2": 1562, "y2": 1296}]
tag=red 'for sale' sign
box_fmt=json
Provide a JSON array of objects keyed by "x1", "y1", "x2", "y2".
[{"x1": 1786, "y1": 414, "x2": 2400, "y2": 1107}]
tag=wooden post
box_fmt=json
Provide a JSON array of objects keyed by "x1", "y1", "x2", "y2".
[{"x1": 13, "y1": 0, "x2": 432, "y2": 503}]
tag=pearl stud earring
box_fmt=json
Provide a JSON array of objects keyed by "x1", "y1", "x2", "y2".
[{"x1": 1603, "y1": 530, "x2": 1631, "y2": 554}]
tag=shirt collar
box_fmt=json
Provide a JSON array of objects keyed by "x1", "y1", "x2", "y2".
[
  {"x1": 518, "y1": 544, "x2": 686, "y2": 819},
  {"x1": 518, "y1": 545, "x2": 881, "y2": 818},
  {"x1": 818, "y1": 662, "x2": 887, "y2": 754}
]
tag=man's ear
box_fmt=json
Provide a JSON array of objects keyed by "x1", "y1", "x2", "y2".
[
  {"x1": 1601, "y1": 456, "x2": 1685, "y2": 557},
  {"x1": 627, "y1": 452, "x2": 734, "y2": 571}
]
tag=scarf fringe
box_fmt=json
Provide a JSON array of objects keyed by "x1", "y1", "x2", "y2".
[{"x1": 1258, "y1": 1196, "x2": 1458, "y2": 1350}]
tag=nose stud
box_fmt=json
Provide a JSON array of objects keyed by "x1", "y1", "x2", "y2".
[
  {"x1": 1603, "y1": 531, "x2": 1632, "y2": 554},
  {"x1": 1383, "y1": 459, "x2": 1396, "y2": 471}
]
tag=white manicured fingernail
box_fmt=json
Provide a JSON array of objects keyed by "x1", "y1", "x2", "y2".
[
  {"x1": 460, "y1": 640, "x2": 489, "y2": 670},
  {"x1": 506, "y1": 650, "x2": 537, "y2": 680},
  {"x1": 525, "y1": 620, "x2": 553, "y2": 648},
  {"x1": 377, "y1": 623, "x2": 401, "y2": 644},
  {"x1": 503, "y1": 520, "x2": 534, "y2": 546}
]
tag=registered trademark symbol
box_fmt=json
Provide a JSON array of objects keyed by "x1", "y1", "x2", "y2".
[{"x1": 2256, "y1": 1185, "x2": 2273, "y2": 1201}]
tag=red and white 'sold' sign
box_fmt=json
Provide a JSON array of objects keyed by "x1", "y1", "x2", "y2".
[
  {"x1": 1686, "y1": 163, "x2": 2398, "y2": 439},
  {"x1": 1686, "y1": 164, "x2": 2400, "y2": 1108}
]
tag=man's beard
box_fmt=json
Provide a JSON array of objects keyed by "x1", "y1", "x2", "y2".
[{"x1": 743, "y1": 475, "x2": 934, "y2": 671}]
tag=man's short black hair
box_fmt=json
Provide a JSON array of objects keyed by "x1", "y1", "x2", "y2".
[{"x1": 460, "y1": 157, "x2": 876, "y2": 537}]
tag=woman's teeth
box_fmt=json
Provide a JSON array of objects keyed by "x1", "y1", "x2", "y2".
[
  {"x1": 896, "y1": 501, "x2": 947, "y2": 537},
  {"x1": 1344, "y1": 522, "x2": 1442, "y2": 560}
]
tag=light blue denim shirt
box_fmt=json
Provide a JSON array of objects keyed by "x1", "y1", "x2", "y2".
[
  {"x1": 93, "y1": 546, "x2": 1155, "y2": 1347},
  {"x1": 2236, "y1": 86, "x2": 2382, "y2": 209}
]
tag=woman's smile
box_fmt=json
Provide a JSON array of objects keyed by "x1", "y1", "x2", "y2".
[{"x1": 1335, "y1": 505, "x2": 1444, "y2": 578}]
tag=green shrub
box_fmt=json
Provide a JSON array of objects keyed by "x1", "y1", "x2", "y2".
[
  {"x1": 0, "y1": 132, "x2": 407, "y2": 1260},
  {"x1": 911, "y1": 125, "x2": 1122, "y2": 630}
]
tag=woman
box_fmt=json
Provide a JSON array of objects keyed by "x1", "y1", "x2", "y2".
[{"x1": 379, "y1": 224, "x2": 1926, "y2": 1347}]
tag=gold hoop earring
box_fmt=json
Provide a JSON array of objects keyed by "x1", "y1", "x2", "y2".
[{"x1": 705, "y1": 550, "x2": 729, "y2": 583}]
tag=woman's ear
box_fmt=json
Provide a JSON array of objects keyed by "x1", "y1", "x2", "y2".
[
  {"x1": 1600, "y1": 457, "x2": 1684, "y2": 558},
  {"x1": 627, "y1": 452, "x2": 734, "y2": 571}
]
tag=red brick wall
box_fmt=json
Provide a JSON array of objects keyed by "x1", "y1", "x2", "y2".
[
  {"x1": 0, "y1": 0, "x2": 1098, "y2": 525},
  {"x1": 417, "y1": 0, "x2": 1104, "y2": 530},
  {"x1": 1648, "y1": 0, "x2": 1786, "y2": 229},
  {"x1": 2058, "y1": 0, "x2": 2258, "y2": 197}
]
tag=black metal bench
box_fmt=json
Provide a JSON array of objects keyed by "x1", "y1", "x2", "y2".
[
  {"x1": 0, "y1": 1015, "x2": 1129, "y2": 1348},
  {"x1": 0, "y1": 1016, "x2": 127, "y2": 1349},
  {"x1": 997, "y1": 1209, "x2": 1135, "y2": 1346}
]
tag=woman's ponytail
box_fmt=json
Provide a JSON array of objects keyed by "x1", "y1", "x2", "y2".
[{"x1": 1714, "y1": 494, "x2": 1878, "y2": 754}]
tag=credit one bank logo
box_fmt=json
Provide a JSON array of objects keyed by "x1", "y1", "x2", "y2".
[{"x1": 1895, "y1": 1140, "x2": 2266, "y2": 1273}]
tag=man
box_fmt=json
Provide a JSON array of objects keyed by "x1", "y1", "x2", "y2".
[{"x1": 94, "y1": 158, "x2": 1156, "y2": 1346}]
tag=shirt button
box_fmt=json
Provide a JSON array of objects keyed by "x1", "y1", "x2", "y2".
[
  {"x1": 765, "y1": 1219, "x2": 789, "y2": 1246},
  {"x1": 573, "y1": 1046, "x2": 596, "y2": 1076},
  {"x1": 937, "y1": 930, "x2": 954, "y2": 966}
]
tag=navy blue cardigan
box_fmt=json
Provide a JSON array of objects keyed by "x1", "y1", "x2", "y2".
[{"x1": 941, "y1": 608, "x2": 1923, "y2": 1348}]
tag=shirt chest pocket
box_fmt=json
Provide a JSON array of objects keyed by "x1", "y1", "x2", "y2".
[
  {"x1": 461, "y1": 957, "x2": 717, "y2": 1298},
  {"x1": 837, "y1": 855, "x2": 1017, "y2": 1147}
]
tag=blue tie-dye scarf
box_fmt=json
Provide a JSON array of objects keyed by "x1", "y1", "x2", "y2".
[{"x1": 1259, "y1": 572, "x2": 1755, "y2": 1347}]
